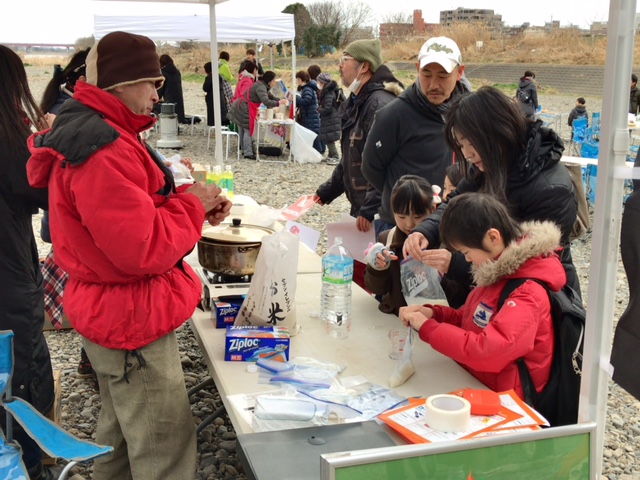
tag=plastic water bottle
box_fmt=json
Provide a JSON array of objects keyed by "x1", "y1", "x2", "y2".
[
  {"x1": 321, "y1": 237, "x2": 354, "y2": 338},
  {"x1": 259, "y1": 103, "x2": 267, "y2": 120},
  {"x1": 223, "y1": 165, "x2": 234, "y2": 198}
]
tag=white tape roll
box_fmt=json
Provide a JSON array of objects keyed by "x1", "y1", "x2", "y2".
[{"x1": 425, "y1": 394, "x2": 471, "y2": 432}]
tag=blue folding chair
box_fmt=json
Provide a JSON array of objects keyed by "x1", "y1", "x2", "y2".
[
  {"x1": 0, "y1": 331, "x2": 112, "y2": 480},
  {"x1": 570, "y1": 116, "x2": 589, "y2": 156}
]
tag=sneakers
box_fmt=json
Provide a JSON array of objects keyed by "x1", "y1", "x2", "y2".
[{"x1": 326, "y1": 157, "x2": 340, "y2": 165}]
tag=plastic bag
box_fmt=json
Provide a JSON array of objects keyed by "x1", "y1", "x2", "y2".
[
  {"x1": 235, "y1": 229, "x2": 300, "y2": 335},
  {"x1": 400, "y1": 257, "x2": 448, "y2": 306},
  {"x1": 303, "y1": 376, "x2": 407, "y2": 420},
  {"x1": 256, "y1": 358, "x2": 342, "y2": 389},
  {"x1": 291, "y1": 123, "x2": 322, "y2": 164},
  {"x1": 389, "y1": 329, "x2": 415, "y2": 388}
]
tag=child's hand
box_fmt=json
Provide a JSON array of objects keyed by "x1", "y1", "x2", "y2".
[
  {"x1": 374, "y1": 250, "x2": 397, "y2": 269},
  {"x1": 399, "y1": 305, "x2": 434, "y2": 330}
]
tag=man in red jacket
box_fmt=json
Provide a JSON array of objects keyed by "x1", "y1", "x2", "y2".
[{"x1": 27, "y1": 31, "x2": 231, "y2": 480}]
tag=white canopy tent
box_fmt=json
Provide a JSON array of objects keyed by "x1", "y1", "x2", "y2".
[
  {"x1": 94, "y1": 4, "x2": 296, "y2": 164},
  {"x1": 94, "y1": 14, "x2": 296, "y2": 44}
]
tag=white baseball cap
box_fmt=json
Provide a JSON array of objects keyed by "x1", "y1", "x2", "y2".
[{"x1": 418, "y1": 37, "x2": 462, "y2": 73}]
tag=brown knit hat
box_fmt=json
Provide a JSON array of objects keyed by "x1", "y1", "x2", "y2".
[{"x1": 86, "y1": 31, "x2": 164, "y2": 91}]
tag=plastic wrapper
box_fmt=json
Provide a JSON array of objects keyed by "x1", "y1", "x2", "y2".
[
  {"x1": 256, "y1": 357, "x2": 343, "y2": 389},
  {"x1": 302, "y1": 376, "x2": 407, "y2": 420},
  {"x1": 291, "y1": 123, "x2": 322, "y2": 164}
]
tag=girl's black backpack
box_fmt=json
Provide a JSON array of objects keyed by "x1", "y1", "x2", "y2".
[{"x1": 498, "y1": 278, "x2": 585, "y2": 426}]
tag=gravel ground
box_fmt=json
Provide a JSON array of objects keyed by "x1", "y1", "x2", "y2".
[{"x1": 23, "y1": 65, "x2": 640, "y2": 479}]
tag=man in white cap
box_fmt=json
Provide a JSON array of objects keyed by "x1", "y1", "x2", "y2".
[
  {"x1": 362, "y1": 36, "x2": 470, "y2": 240},
  {"x1": 27, "y1": 31, "x2": 231, "y2": 479}
]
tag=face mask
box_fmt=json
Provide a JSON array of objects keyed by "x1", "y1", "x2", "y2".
[
  {"x1": 317, "y1": 84, "x2": 323, "y2": 91},
  {"x1": 347, "y1": 64, "x2": 364, "y2": 95}
]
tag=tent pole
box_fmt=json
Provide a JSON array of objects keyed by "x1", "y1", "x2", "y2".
[
  {"x1": 209, "y1": 1, "x2": 224, "y2": 166},
  {"x1": 581, "y1": 0, "x2": 637, "y2": 477},
  {"x1": 292, "y1": 40, "x2": 296, "y2": 118}
]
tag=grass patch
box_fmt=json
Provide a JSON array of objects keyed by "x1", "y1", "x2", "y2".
[{"x1": 182, "y1": 73, "x2": 206, "y2": 83}]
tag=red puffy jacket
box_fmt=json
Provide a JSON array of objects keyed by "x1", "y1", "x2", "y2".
[
  {"x1": 27, "y1": 82, "x2": 204, "y2": 350},
  {"x1": 417, "y1": 222, "x2": 566, "y2": 399}
]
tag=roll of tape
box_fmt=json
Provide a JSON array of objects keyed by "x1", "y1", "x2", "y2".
[{"x1": 425, "y1": 394, "x2": 471, "y2": 432}]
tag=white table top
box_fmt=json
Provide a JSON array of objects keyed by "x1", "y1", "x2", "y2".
[
  {"x1": 189, "y1": 273, "x2": 484, "y2": 435},
  {"x1": 561, "y1": 155, "x2": 635, "y2": 168}
]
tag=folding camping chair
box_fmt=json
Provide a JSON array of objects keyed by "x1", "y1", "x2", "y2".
[
  {"x1": 569, "y1": 116, "x2": 589, "y2": 156},
  {"x1": 0, "y1": 330, "x2": 112, "y2": 480}
]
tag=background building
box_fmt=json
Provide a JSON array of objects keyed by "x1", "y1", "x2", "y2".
[{"x1": 440, "y1": 7, "x2": 503, "y2": 29}]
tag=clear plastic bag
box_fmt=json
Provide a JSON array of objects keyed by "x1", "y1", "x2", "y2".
[
  {"x1": 389, "y1": 329, "x2": 415, "y2": 388},
  {"x1": 400, "y1": 257, "x2": 448, "y2": 306}
]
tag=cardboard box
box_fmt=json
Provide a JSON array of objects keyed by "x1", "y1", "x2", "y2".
[
  {"x1": 225, "y1": 326, "x2": 290, "y2": 362},
  {"x1": 212, "y1": 295, "x2": 245, "y2": 328},
  {"x1": 192, "y1": 163, "x2": 206, "y2": 183},
  {"x1": 42, "y1": 370, "x2": 62, "y2": 465}
]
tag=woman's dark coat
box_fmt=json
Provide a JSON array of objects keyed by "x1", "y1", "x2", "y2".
[
  {"x1": 158, "y1": 63, "x2": 186, "y2": 123},
  {"x1": 317, "y1": 80, "x2": 341, "y2": 143},
  {"x1": 296, "y1": 83, "x2": 321, "y2": 134},
  {"x1": 0, "y1": 131, "x2": 55, "y2": 422}
]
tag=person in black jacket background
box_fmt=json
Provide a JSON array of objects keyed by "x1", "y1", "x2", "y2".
[
  {"x1": 156, "y1": 54, "x2": 186, "y2": 123},
  {"x1": 316, "y1": 72, "x2": 341, "y2": 163},
  {"x1": 516, "y1": 70, "x2": 539, "y2": 119},
  {"x1": 203, "y1": 61, "x2": 230, "y2": 128},
  {"x1": 0, "y1": 44, "x2": 56, "y2": 480},
  {"x1": 295, "y1": 70, "x2": 322, "y2": 153},
  {"x1": 403, "y1": 86, "x2": 580, "y2": 298}
]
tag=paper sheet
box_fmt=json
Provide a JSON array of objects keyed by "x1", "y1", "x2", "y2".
[
  {"x1": 285, "y1": 221, "x2": 320, "y2": 252},
  {"x1": 326, "y1": 219, "x2": 375, "y2": 263}
]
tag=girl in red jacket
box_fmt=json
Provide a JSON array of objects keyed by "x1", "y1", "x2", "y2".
[{"x1": 399, "y1": 192, "x2": 566, "y2": 400}]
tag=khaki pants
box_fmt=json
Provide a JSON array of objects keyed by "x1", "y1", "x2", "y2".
[{"x1": 83, "y1": 331, "x2": 196, "y2": 480}]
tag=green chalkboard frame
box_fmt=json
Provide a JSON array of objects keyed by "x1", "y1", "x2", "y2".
[{"x1": 321, "y1": 422, "x2": 596, "y2": 480}]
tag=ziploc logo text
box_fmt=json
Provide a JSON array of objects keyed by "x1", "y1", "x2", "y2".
[{"x1": 228, "y1": 338, "x2": 260, "y2": 352}]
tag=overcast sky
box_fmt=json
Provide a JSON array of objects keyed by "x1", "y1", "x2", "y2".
[{"x1": 0, "y1": 0, "x2": 623, "y2": 45}]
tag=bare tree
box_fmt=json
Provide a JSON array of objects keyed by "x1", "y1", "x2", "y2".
[
  {"x1": 381, "y1": 12, "x2": 412, "y2": 25},
  {"x1": 307, "y1": 0, "x2": 374, "y2": 46}
]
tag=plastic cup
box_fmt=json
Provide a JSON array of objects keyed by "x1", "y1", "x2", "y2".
[
  {"x1": 266, "y1": 108, "x2": 274, "y2": 120},
  {"x1": 388, "y1": 328, "x2": 407, "y2": 360}
]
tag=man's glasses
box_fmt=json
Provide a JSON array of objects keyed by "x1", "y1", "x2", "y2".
[{"x1": 339, "y1": 56, "x2": 356, "y2": 65}]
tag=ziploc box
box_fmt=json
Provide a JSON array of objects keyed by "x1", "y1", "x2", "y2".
[
  {"x1": 225, "y1": 326, "x2": 290, "y2": 362},
  {"x1": 212, "y1": 295, "x2": 245, "y2": 328}
]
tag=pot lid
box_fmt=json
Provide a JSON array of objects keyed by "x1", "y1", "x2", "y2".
[{"x1": 202, "y1": 218, "x2": 273, "y2": 243}]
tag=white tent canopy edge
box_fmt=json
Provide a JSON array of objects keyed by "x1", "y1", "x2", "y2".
[
  {"x1": 93, "y1": 8, "x2": 296, "y2": 165},
  {"x1": 94, "y1": 14, "x2": 295, "y2": 43}
]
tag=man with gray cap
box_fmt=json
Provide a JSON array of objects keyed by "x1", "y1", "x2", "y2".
[
  {"x1": 362, "y1": 36, "x2": 470, "y2": 240},
  {"x1": 27, "y1": 31, "x2": 231, "y2": 479},
  {"x1": 314, "y1": 38, "x2": 403, "y2": 231}
]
